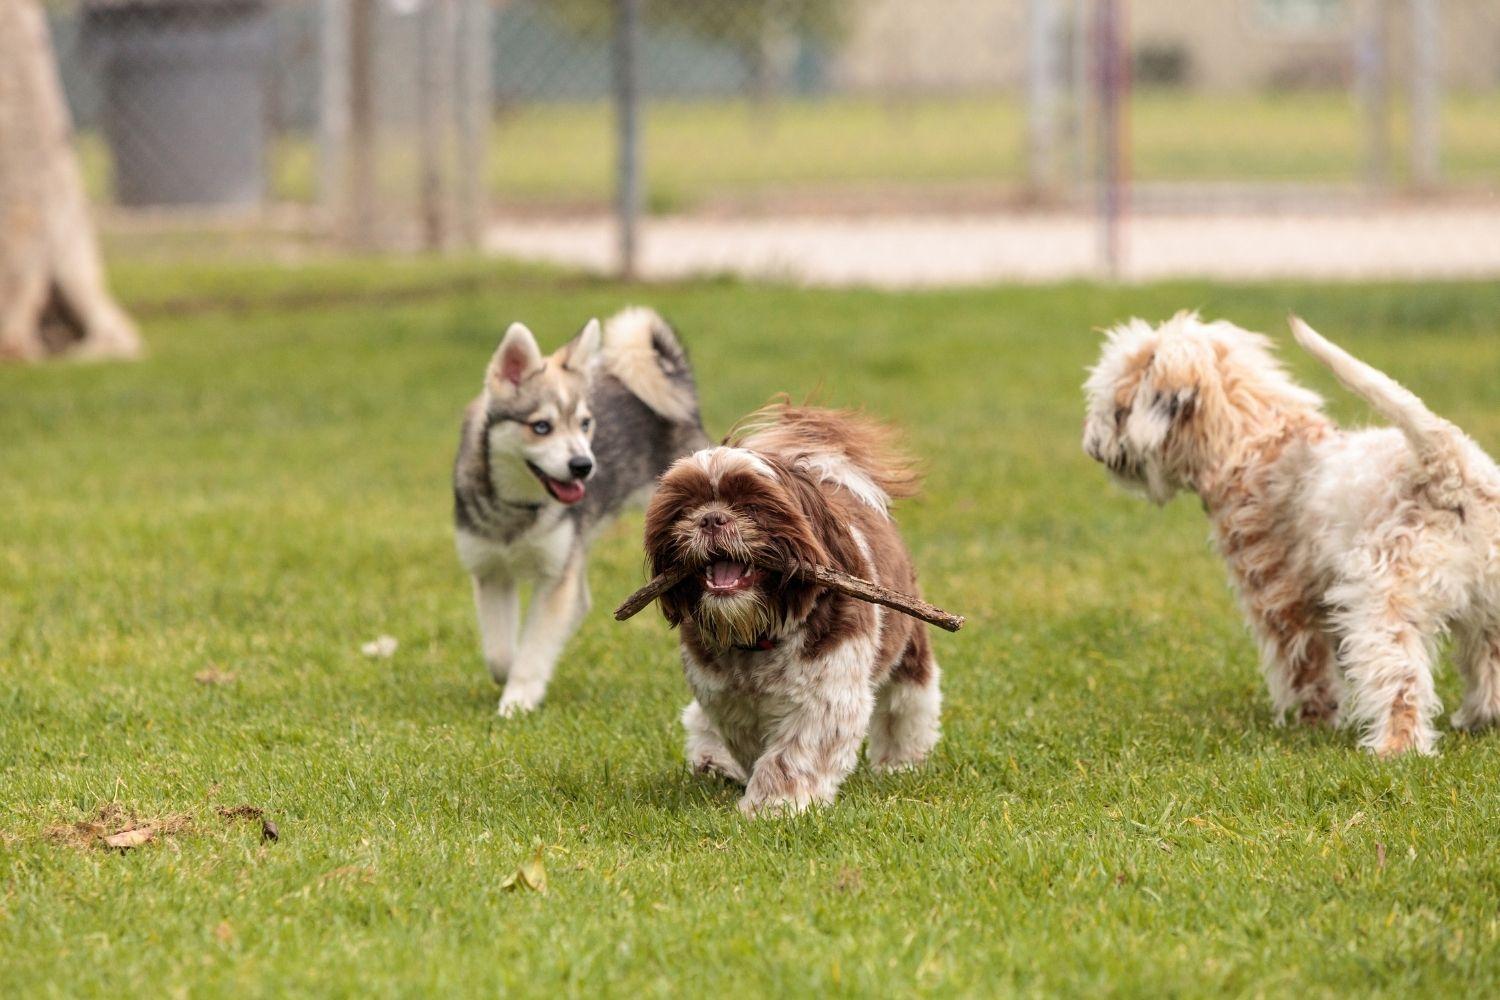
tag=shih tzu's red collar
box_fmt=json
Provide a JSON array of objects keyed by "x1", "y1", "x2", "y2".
[{"x1": 733, "y1": 635, "x2": 779, "y2": 653}]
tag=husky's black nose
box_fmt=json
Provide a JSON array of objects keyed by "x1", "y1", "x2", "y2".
[{"x1": 568, "y1": 456, "x2": 594, "y2": 480}]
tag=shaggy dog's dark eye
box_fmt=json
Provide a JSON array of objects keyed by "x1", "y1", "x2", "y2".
[
  {"x1": 580, "y1": 417, "x2": 592, "y2": 432},
  {"x1": 531, "y1": 420, "x2": 552, "y2": 436},
  {"x1": 1115, "y1": 407, "x2": 1129, "y2": 428}
]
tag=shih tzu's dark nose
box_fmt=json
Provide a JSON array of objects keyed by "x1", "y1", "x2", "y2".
[
  {"x1": 568, "y1": 456, "x2": 594, "y2": 480},
  {"x1": 698, "y1": 510, "x2": 730, "y2": 533}
]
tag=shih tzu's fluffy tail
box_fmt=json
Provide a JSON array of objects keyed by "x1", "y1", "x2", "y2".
[
  {"x1": 731, "y1": 402, "x2": 921, "y2": 515},
  {"x1": 1290, "y1": 315, "x2": 1469, "y2": 503}
]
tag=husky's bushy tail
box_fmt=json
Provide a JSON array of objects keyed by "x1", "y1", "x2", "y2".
[
  {"x1": 732, "y1": 402, "x2": 921, "y2": 515},
  {"x1": 1290, "y1": 316, "x2": 1470, "y2": 503},
  {"x1": 600, "y1": 307, "x2": 703, "y2": 431}
]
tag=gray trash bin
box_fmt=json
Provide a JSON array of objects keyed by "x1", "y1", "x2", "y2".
[{"x1": 83, "y1": 0, "x2": 272, "y2": 208}]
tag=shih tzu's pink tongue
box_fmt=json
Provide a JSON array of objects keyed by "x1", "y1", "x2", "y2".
[
  {"x1": 547, "y1": 478, "x2": 586, "y2": 505},
  {"x1": 708, "y1": 560, "x2": 749, "y2": 587}
]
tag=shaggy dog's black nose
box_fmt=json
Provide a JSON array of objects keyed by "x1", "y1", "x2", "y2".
[
  {"x1": 568, "y1": 456, "x2": 594, "y2": 480},
  {"x1": 699, "y1": 511, "x2": 729, "y2": 532}
]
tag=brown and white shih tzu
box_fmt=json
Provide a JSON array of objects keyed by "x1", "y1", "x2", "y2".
[{"x1": 642, "y1": 404, "x2": 942, "y2": 817}]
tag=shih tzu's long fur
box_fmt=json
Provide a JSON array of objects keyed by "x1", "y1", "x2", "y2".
[
  {"x1": 642, "y1": 404, "x2": 941, "y2": 816},
  {"x1": 1084, "y1": 311, "x2": 1500, "y2": 756}
]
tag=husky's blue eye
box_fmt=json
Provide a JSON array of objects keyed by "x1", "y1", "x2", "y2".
[{"x1": 531, "y1": 420, "x2": 552, "y2": 436}]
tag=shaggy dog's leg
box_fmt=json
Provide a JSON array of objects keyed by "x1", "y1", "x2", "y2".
[
  {"x1": 499, "y1": 550, "x2": 590, "y2": 716},
  {"x1": 1333, "y1": 584, "x2": 1442, "y2": 756},
  {"x1": 867, "y1": 632, "x2": 941, "y2": 772},
  {"x1": 682, "y1": 700, "x2": 747, "y2": 783},
  {"x1": 739, "y1": 643, "x2": 875, "y2": 818},
  {"x1": 1250, "y1": 601, "x2": 1342, "y2": 726},
  {"x1": 473, "y1": 572, "x2": 519, "y2": 685},
  {"x1": 1453, "y1": 624, "x2": 1500, "y2": 732}
]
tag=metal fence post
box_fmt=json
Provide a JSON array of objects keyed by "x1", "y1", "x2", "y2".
[
  {"x1": 612, "y1": 0, "x2": 642, "y2": 279},
  {"x1": 1409, "y1": 0, "x2": 1441, "y2": 191},
  {"x1": 1096, "y1": 0, "x2": 1128, "y2": 279}
]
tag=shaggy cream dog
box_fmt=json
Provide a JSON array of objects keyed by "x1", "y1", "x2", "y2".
[{"x1": 1084, "y1": 312, "x2": 1500, "y2": 756}]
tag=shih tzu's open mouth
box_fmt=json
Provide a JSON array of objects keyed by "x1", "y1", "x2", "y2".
[
  {"x1": 526, "y1": 461, "x2": 585, "y2": 505},
  {"x1": 702, "y1": 559, "x2": 764, "y2": 596}
]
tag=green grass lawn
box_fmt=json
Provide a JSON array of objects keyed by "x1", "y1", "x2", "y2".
[
  {"x1": 5, "y1": 262, "x2": 1500, "y2": 995},
  {"x1": 78, "y1": 91, "x2": 1500, "y2": 211}
]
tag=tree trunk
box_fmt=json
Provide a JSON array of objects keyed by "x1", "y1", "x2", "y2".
[{"x1": 0, "y1": 0, "x2": 140, "y2": 362}]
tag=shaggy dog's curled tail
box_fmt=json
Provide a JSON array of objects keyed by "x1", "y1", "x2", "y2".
[{"x1": 1290, "y1": 315, "x2": 1469, "y2": 504}]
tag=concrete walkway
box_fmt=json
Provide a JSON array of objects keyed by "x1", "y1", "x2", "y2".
[{"x1": 486, "y1": 204, "x2": 1500, "y2": 286}]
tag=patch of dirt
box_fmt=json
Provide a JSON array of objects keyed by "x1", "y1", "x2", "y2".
[
  {"x1": 217, "y1": 804, "x2": 280, "y2": 843},
  {"x1": 216, "y1": 804, "x2": 264, "y2": 820},
  {"x1": 45, "y1": 803, "x2": 192, "y2": 851}
]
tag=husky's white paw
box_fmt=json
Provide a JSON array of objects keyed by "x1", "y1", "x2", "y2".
[{"x1": 497, "y1": 683, "x2": 544, "y2": 717}]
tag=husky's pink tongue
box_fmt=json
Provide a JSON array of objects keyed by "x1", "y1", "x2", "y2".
[
  {"x1": 709, "y1": 560, "x2": 749, "y2": 588},
  {"x1": 546, "y1": 478, "x2": 586, "y2": 505}
]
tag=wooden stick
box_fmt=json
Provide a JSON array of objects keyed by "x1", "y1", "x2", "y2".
[
  {"x1": 612, "y1": 564, "x2": 693, "y2": 622},
  {"x1": 804, "y1": 564, "x2": 965, "y2": 632},
  {"x1": 613, "y1": 561, "x2": 965, "y2": 633}
]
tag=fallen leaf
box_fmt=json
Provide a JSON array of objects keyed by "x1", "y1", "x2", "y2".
[
  {"x1": 214, "y1": 921, "x2": 234, "y2": 943},
  {"x1": 261, "y1": 818, "x2": 279, "y2": 843},
  {"x1": 103, "y1": 827, "x2": 154, "y2": 850},
  {"x1": 360, "y1": 635, "x2": 399, "y2": 658},
  {"x1": 501, "y1": 843, "x2": 548, "y2": 894},
  {"x1": 833, "y1": 866, "x2": 862, "y2": 892},
  {"x1": 194, "y1": 667, "x2": 237, "y2": 686}
]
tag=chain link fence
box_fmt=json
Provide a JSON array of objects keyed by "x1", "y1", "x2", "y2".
[{"x1": 44, "y1": 0, "x2": 1500, "y2": 278}]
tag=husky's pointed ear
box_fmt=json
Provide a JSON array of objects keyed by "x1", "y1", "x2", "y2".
[
  {"x1": 563, "y1": 318, "x2": 602, "y2": 373},
  {"x1": 487, "y1": 322, "x2": 544, "y2": 391}
]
